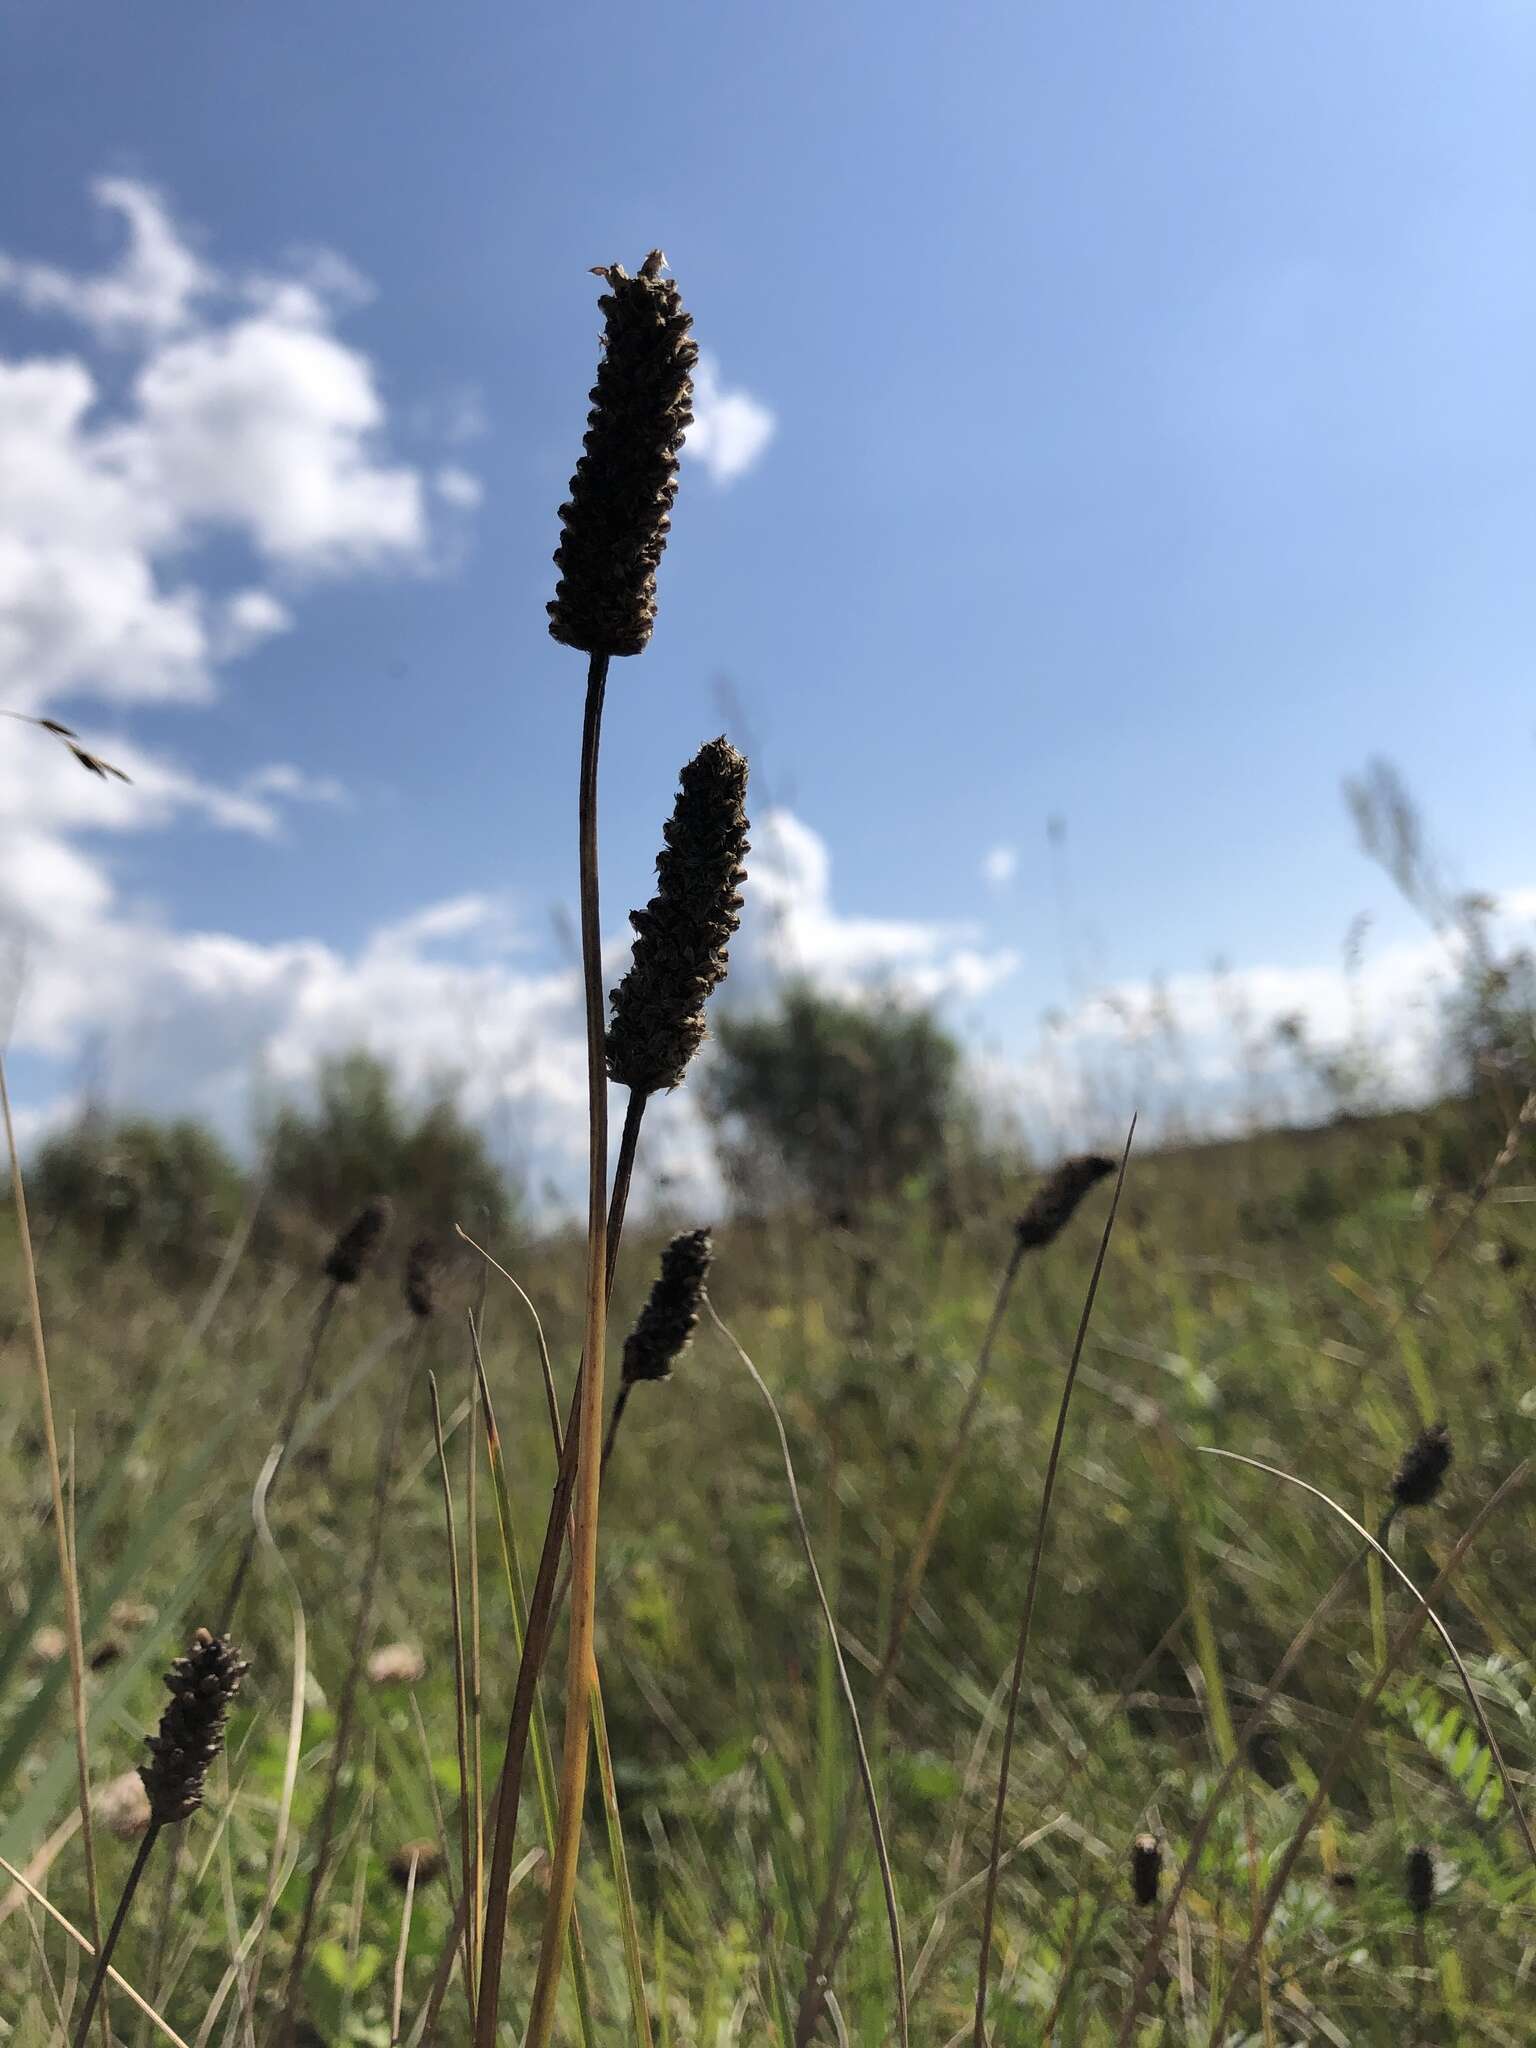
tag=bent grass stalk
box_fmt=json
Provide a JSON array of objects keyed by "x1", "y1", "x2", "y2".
[
  {"x1": 709, "y1": 1300, "x2": 910, "y2": 2048},
  {"x1": 0, "y1": 1051, "x2": 107, "y2": 2044},
  {"x1": 973, "y1": 1118, "x2": 1134, "y2": 2048},
  {"x1": 1206, "y1": 1458, "x2": 1530, "y2": 2040}
]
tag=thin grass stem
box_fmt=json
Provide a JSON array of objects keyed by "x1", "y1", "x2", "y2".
[{"x1": 973, "y1": 1118, "x2": 1134, "y2": 2047}]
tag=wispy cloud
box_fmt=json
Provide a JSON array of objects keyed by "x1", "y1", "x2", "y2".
[{"x1": 982, "y1": 844, "x2": 1018, "y2": 888}]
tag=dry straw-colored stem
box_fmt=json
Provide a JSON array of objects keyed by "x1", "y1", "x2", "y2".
[
  {"x1": 0, "y1": 1051, "x2": 107, "y2": 2042},
  {"x1": 71, "y1": 1823, "x2": 162, "y2": 2048},
  {"x1": 0, "y1": 1850, "x2": 189, "y2": 2047},
  {"x1": 1207, "y1": 1458, "x2": 1530, "y2": 2040},
  {"x1": 973, "y1": 1120, "x2": 1134, "y2": 2047},
  {"x1": 709, "y1": 1301, "x2": 910, "y2": 2048}
]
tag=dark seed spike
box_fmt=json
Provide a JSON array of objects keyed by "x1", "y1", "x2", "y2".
[
  {"x1": 324, "y1": 1196, "x2": 393, "y2": 1286},
  {"x1": 1391, "y1": 1423, "x2": 1453, "y2": 1512},
  {"x1": 622, "y1": 1229, "x2": 712, "y2": 1387},
  {"x1": 547, "y1": 255, "x2": 698, "y2": 658},
  {"x1": 1130, "y1": 1834, "x2": 1162, "y2": 1908},
  {"x1": 404, "y1": 1235, "x2": 443, "y2": 1319},
  {"x1": 138, "y1": 1627, "x2": 247, "y2": 1826},
  {"x1": 1015, "y1": 1154, "x2": 1117, "y2": 1252},
  {"x1": 606, "y1": 737, "x2": 750, "y2": 1096},
  {"x1": 1406, "y1": 1844, "x2": 1435, "y2": 1917}
]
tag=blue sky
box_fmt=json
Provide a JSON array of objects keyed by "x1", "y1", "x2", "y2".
[{"x1": 2, "y1": 1, "x2": 1533, "y2": 1191}]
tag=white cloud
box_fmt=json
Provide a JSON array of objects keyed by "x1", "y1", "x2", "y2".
[
  {"x1": 0, "y1": 177, "x2": 210, "y2": 340},
  {"x1": 982, "y1": 844, "x2": 1018, "y2": 888},
  {"x1": 434, "y1": 465, "x2": 484, "y2": 509},
  {"x1": 742, "y1": 807, "x2": 1019, "y2": 1005},
  {"x1": 242, "y1": 762, "x2": 348, "y2": 809},
  {"x1": 0, "y1": 179, "x2": 438, "y2": 721},
  {"x1": 683, "y1": 353, "x2": 776, "y2": 485}
]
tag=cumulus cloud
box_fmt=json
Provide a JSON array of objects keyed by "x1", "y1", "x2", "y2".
[
  {"x1": 682, "y1": 352, "x2": 776, "y2": 485},
  {"x1": 0, "y1": 178, "x2": 434, "y2": 721}
]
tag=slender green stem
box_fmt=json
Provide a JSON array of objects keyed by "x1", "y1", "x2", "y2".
[
  {"x1": 72, "y1": 1823, "x2": 163, "y2": 2048},
  {"x1": 276, "y1": 1337, "x2": 415, "y2": 2044},
  {"x1": 794, "y1": 1233, "x2": 1029, "y2": 2045},
  {"x1": 219, "y1": 1281, "x2": 340, "y2": 1635},
  {"x1": 711, "y1": 1302, "x2": 910, "y2": 2048},
  {"x1": 973, "y1": 1121, "x2": 1133, "y2": 2048}
]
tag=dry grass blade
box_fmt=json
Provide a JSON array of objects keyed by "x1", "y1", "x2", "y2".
[
  {"x1": 392, "y1": 1850, "x2": 421, "y2": 2047},
  {"x1": 429, "y1": 1372, "x2": 479, "y2": 2031},
  {"x1": 1207, "y1": 1458, "x2": 1531, "y2": 2041},
  {"x1": 708, "y1": 1300, "x2": 910, "y2": 2048},
  {"x1": 972, "y1": 1116, "x2": 1135, "y2": 2048},
  {"x1": 0, "y1": 1051, "x2": 107, "y2": 2040},
  {"x1": 0, "y1": 1853, "x2": 190, "y2": 2048},
  {"x1": 1200, "y1": 1446, "x2": 1536, "y2": 1870}
]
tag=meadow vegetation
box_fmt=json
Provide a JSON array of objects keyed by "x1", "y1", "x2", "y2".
[{"x1": 3, "y1": 251, "x2": 1534, "y2": 2048}]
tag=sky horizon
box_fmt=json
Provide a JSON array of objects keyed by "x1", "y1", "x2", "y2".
[{"x1": 2, "y1": 2, "x2": 1533, "y2": 1204}]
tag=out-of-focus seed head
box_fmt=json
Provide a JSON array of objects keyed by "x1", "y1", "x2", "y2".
[
  {"x1": 622, "y1": 1229, "x2": 712, "y2": 1386},
  {"x1": 404, "y1": 1235, "x2": 443, "y2": 1319},
  {"x1": 606, "y1": 737, "x2": 749, "y2": 1096},
  {"x1": 1391, "y1": 1423, "x2": 1453, "y2": 1512},
  {"x1": 389, "y1": 1839, "x2": 446, "y2": 1890},
  {"x1": 1406, "y1": 1844, "x2": 1435, "y2": 1917},
  {"x1": 548, "y1": 254, "x2": 698, "y2": 659},
  {"x1": 1131, "y1": 1834, "x2": 1162, "y2": 1908},
  {"x1": 138, "y1": 1627, "x2": 248, "y2": 1826},
  {"x1": 1015, "y1": 1154, "x2": 1116, "y2": 1252},
  {"x1": 324, "y1": 1196, "x2": 393, "y2": 1286}
]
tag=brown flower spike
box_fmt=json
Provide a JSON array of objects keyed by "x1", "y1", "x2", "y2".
[
  {"x1": 1130, "y1": 1834, "x2": 1162, "y2": 1908},
  {"x1": 324, "y1": 1196, "x2": 393, "y2": 1286},
  {"x1": 1015, "y1": 1154, "x2": 1116, "y2": 1252},
  {"x1": 1391, "y1": 1423, "x2": 1453, "y2": 1512},
  {"x1": 548, "y1": 253, "x2": 698, "y2": 659},
  {"x1": 622, "y1": 1229, "x2": 712, "y2": 1386},
  {"x1": 139, "y1": 1627, "x2": 247, "y2": 1826},
  {"x1": 606, "y1": 737, "x2": 749, "y2": 1096}
]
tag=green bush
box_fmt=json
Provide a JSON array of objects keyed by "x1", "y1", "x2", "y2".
[{"x1": 29, "y1": 1112, "x2": 245, "y2": 1279}]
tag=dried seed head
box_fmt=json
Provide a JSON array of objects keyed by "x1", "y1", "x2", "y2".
[
  {"x1": 606, "y1": 738, "x2": 750, "y2": 1096},
  {"x1": 547, "y1": 255, "x2": 698, "y2": 659},
  {"x1": 388, "y1": 1839, "x2": 446, "y2": 1890},
  {"x1": 622, "y1": 1229, "x2": 712, "y2": 1386},
  {"x1": 138, "y1": 1627, "x2": 247, "y2": 1826},
  {"x1": 1015, "y1": 1154, "x2": 1116, "y2": 1252},
  {"x1": 1130, "y1": 1834, "x2": 1162, "y2": 1908},
  {"x1": 404, "y1": 1235, "x2": 443, "y2": 1319},
  {"x1": 1391, "y1": 1423, "x2": 1453, "y2": 1512},
  {"x1": 1405, "y1": 1844, "x2": 1435, "y2": 1917},
  {"x1": 324, "y1": 1196, "x2": 393, "y2": 1285}
]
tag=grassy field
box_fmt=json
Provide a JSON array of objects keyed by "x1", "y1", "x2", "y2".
[{"x1": 2, "y1": 1083, "x2": 1534, "y2": 2045}]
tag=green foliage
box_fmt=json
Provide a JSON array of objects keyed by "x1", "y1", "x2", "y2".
[
  {"x1": 29, "y1": 1110, "x2": 244, "y2": 1278},
  {"x1": 262, "y1": 1048, "x2": 513, "y2": 1246},
  {"x1": 704, "y1": 984, "x2": 962, "y2": 1220}
]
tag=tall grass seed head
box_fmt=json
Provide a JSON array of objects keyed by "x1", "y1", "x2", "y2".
[
  {"x1": 324, "y1": 1194, "x2": 393, "y2": 1285},
  {"x1": 1131, "y1": 1834, "x2": 1162, "y2": 1908},
  {"x1": 606, "y1": 737, "x2": 749, "y2": 1096},
  {"x1": 548, "y1": 252, "x2": 697, "y2": 659},
  {"x1": 139, "y1": 1626, "x2": 248, "y2": 1826},
  {"x1": 1406, "y1": 1844, "x2": 1435, "y2": 1916},
  {"x1": 1015, "y1": 1153, "x2": 1116, "y2": 1252},
  {"x1": 1391, "y1": 1422, "x2": 1453, "y2": 1511},
  {"x1": 404, "y1": 1234, "x2": 443, "y2": 1319},
  {"x1": 622, "y1": 1227, "x2": 712, "y2": 1386}
]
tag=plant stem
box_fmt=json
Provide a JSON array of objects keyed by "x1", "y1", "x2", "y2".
[
  {"x1": 795, "y1": 1233, "x2": 1029, "y2": 2044},
  {"x1": 219, "y1": 1281, "x2": 341, "y2": 1635},
  {"x1": 474, "y1": 655, "x2": 609, "y2": 2047},
  {"x1": 276, "y1": 1337, "x2": 415, "y2": 2044},
  {"x1": 1, "y1": 1051, "x2": 107, "y2": 2045},
  {"x1": 522, "y1": 653, "x2": 611, "y2": 2048},
  {"x1": 973, "y1": 1121, "x2": 1133, "y2": 2048},
  {"x1": 72, "y1": 1822, "x2": 163, "y2": 2048}
]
